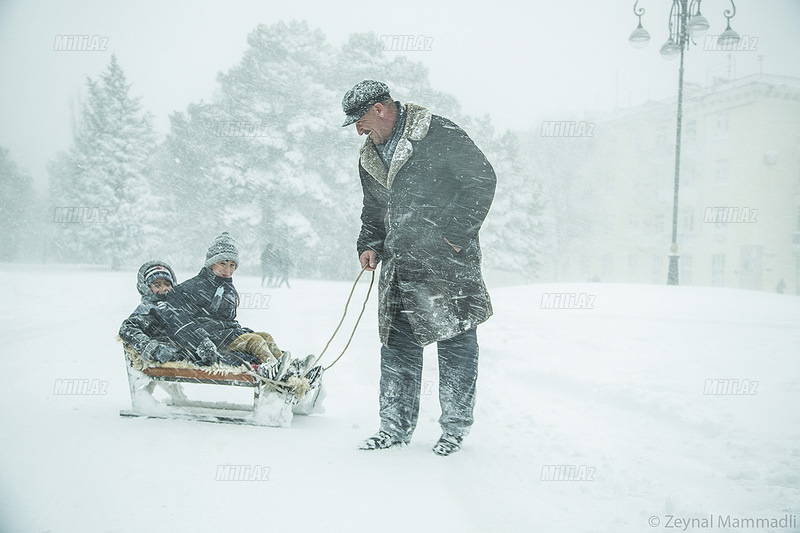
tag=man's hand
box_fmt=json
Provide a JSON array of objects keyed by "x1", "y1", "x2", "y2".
[{"x1": 359, "y1": 250, "x2": 378, "y2": 271}]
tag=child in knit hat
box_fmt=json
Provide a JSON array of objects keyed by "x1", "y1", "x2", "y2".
[
  {"x1": 119, "y1": 260, "x2": 186, "y2": 364},
  {"x1": 141, "y1": 262, "x2": 174, "y2": 295},
  {"x1": 166, "y1": 233, "x2": 305, "y2": 378}
]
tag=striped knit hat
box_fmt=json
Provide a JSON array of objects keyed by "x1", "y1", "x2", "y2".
[
  {"x1": 144, "y1": 264, "x2": 174, "y2": 286},
  {"x1": 136, "y1": 260, "x2": 177, "y2": 295}
]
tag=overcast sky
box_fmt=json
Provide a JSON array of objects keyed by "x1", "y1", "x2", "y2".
[{"x1": 1, "y1": 0, "x2": 798, "y2": 187}]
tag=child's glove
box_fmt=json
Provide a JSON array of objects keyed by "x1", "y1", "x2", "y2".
[
  {"x1": 195, "y1": 338, "x2": 220, "y2": 366},
  {"x1": 143, "y1": 340, "x2": 179, "y2": 364}
]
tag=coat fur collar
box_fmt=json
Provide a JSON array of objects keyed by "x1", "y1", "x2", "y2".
[{"x1": 359, "y1": 102, "x2": 432, "y2": 189}]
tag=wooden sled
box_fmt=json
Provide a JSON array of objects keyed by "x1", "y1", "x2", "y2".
[{"x1": 119, "y1": 344, "x2": 325, "y2": 428}]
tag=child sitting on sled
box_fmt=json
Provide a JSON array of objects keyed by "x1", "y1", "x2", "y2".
[
  {"x1": 118, "y1": 260, "x2": 221, "y2": 365},
  {"x1": 164, "y1": 233, "x2": 320, "y2": 384}
]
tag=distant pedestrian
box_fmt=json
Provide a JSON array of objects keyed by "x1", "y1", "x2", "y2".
[
  {"x1": 776, "y1": 279, "x2": 786, "y2": 294},
  {"x1": 273, "y1": 249, "x2": 293, "y2": 289},
  {"x1": 261, "y1": 243, "x2": 279, "y2": 287}
]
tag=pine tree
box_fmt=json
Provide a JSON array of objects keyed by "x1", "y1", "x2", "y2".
[
  {"x1": 164, "y1": 22, "x2": 359, "y2": 277},
  {"x1": 0, "y1": 147, "x2": 35, "y2": 261},
  {"x1": 49, "y1": 55, "x2": 159, "y2": 269},
  {"x1": 161, "y1": 102, "x2": 227, "y2": 268},
  {"x1": 480, "y1": 131, "x2": 546, "y2": 280}
]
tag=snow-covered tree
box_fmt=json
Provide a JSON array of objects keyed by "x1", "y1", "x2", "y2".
[
  {"x1": 480, "y1": 131, "x2": 546, "y2": 279},
  {"x1": 49, "y1": 55, "x2": 159, "y2": 269},
  {"x1": 164, "y1": 22, "x2": 361, "y2": 277},
  {"x1": 160, "y1": 24, "x2": 546, "y2": 280},
  {"x1": 0, "y1": 147, "x2": 36, "y2": 261}
]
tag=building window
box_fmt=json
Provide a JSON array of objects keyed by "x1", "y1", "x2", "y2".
[
  {"x1": 683, "y1": 209, "x2": 694, "y2": 233},
  {"x1": 654, "y1": 213, "x2": 666, "y2": 234},
  {"x1": 685, "y1": 120, "x2": 697, "y2": 143},
  {"x1": 714, "y1": 112, "x2": 729, "y2": 136},
  {"x1": 796, "y1": 256, "x2": 800, "y2": 296},
  {"x1": 681, "y1": 255, "x2": 693, "y2": 285},
  {"x1": 712, "y1": 253, "x2": 725, "y2": 287},
  {"x1": 653, "y1": 254, "x2": 663, "y2": 283},
  {"x1": 714, "y1": 159, "x2": 729, "y2": 186},
  {"x1": 739, "y1": 245, "x2": 763, "y2": 291},
  {"x1": 628, "y1": 254, "x2": 638, "y2": 272},
  {"x1": 602, "y1": 253, "x2": 614, "y2": 280}
]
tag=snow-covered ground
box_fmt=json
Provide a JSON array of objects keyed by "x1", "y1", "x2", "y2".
[{"x1": 0, "y1": 263, "x2": 798, "y2": 533}]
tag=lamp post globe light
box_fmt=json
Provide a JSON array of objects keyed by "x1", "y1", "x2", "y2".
[{"x1": 628, "y1": 0, "x2": 740, "y2": 285}]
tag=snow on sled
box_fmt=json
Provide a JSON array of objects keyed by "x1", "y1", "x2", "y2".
[{"x1": 119, "y1": 344, "x2": 325, "y2": 428}]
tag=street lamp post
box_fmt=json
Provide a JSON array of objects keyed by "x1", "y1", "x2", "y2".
[{"x1": 629, "y1": 0, "x2": 740, "y2": 285}]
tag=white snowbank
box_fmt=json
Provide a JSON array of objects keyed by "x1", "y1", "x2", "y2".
[{"x1": 0, "y1": 264, "x2": 797, "y2": 532}]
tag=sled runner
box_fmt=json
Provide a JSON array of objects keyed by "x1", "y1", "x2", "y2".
[{"x1": 119, "y1": 344, "x2": 325, "y2": 428}]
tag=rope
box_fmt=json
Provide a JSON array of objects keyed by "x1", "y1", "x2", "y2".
[
  {"x1": 237, "y1": 266, "x2": 375, "y2": 390},
  {"x1": 248, "y1": 371, "x2": 306, "y2": 396},
  {"x1": 314, "y1": 265, "x2": 376, "y2": 371}
]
